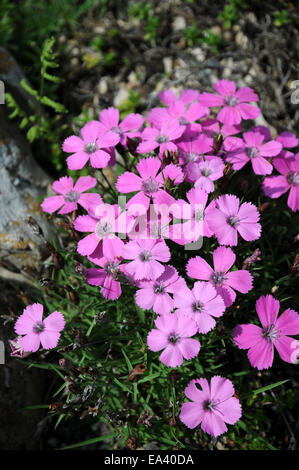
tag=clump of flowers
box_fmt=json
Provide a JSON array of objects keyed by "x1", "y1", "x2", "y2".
[{"x1": 10, "y1": 81, "x2": 299, "y2": 448}]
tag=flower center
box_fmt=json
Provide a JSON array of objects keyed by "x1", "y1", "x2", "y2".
[
  {"x1": 204, "y1": 400, "x2": 216, "y2": 411},
  {"x1": 246, "y1": 147, "x2": 259, "y2": 159},
  {"x1": 183, "y1": 152, "x2": 200, "y2": 163},
  {"x1": 192, "y1": 301, "x2": 204, "y2": 312},
  {"x1": 211, "y1": 271, "x2": 226, "y2": 286},
  {"x1": 201, "y1": 167, "x2": 212, "y2": 177},
  {"x1": 179, "y1": 116, "x2": 189, "y2": 125},
  {"x1": 33, "y1": 321, "x2": 45, "y2": 334},
  {"x1": 95, "y1": 221, "x2": 112, "y2": 239},
  {"x1": 227, "y1": 215, "x2": 240, "y2": 227},
  {"x1": 105, "y1": 261, "x2": 119, "y2": 277},
  {"x1": 141, "y1": 177, "x2": 159, "y2": 194},
  {"x1": 65, "y1": 190, "x2": 80, "y2": 202},
  {"x1": 262, "y1": 324, "x2": 280, "y2": 343},
  {"x1": 140, "y1": 250, "x2": 152, "y2": 261},
  {"x1": 194, "y1": 209, "x2": 205, "y2": 222},
  {"x1": 156, "y1": 134, "x2": 169, "y2": 144},
  {"x1": 111, "y1": 126, "x2": 124, "y2": 137},
  {"x1": 154, "y1": 282, "x2": 165, "y2": 294},
  {"x1": 287, "y1": 171, "x2": 299, "y2": 186},
  {"x1": 84, "y1": 142, "x2": 98, "y2": 154},
  {"x1": 225, "y1": 95, "x2": 239, "y2": 107},
  {"x1": 168, "y1": 332, "x2": 180, "y2": 344}
]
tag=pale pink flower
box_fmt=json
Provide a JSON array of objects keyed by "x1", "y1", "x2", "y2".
[
  {"x1": 207, "y1": 194, "x2": 261, "y2": 246},
  {"x1": 177, "y1": 134, "x2": 213, "y2": 166},
  {"x1": 41, "y1": 176, "x2": 102, "y2": 214},
  {"x1": 14, "y1": 303, "x2": 65, "y2": 352},
  {"x1": 198, "y1": 80, "x2": 260, "y2": 125},
  {"x1": 147, "y1": 312, "x2": 200, "y2": 367},
  {"x1": 263, "y1": 153, "x2": 299, "y2": 212},
  {"x1": 180, "y1": 376, "x2": 242, "y2": 437},
  {"x1": 158, "y1": 89, "x2": 200, "y2": 107},
  {"x1": 135, "y1": 265, "x2": 186, "y2": 315},
  {"x1": 62, "y1": 120, "x2": 119, "y2": 170},
  {"x1": 233, "y1": 295, "x2": 299, "y2": 369},
  {"x1": 99, "y1": 107, "x2": 143, "y2": 146},
  {"x1": 123, "y1": 238, "x2": 170, "y2": 280},
  {"x1": 186, "y1": 157, "x2": 225, "y2": 192},
  {"x1": 174, "y1": 281, "x2": 225, "y2": 334},
  {"x1": 137, "y1": 119, "x2": 185, "y2": 157},
  {"x1": 186, "y1": 246, "x2": 253, "y2": 307}
]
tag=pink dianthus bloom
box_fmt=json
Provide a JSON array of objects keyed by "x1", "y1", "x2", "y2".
[
  {"x1": 263, "y1": 153, "x2": 299, "y2": 212},
  {"x1": 14, "y1": 303, "x2": 65, "y2": 352},
  {"x1": 147, "y1": 101, "x2": 208, "y2": 131},
  {"x1": 198, "y1": 79, "x2": 260, "y2": 125},
  {"x1": 186, "y1": 157, "x2": 225, "y2": 192},
  {"x1": 179, "y1": 376, "x2": 242, "y2": 437},
  {"x1": 116, "y1": 157, "x2": 178, "y2": 214},
  {"x1": 62, "y1": 120, "x2": 119, "y2": 170},
  {"x1": 233, "y1": 295, "x2": 299, "y2": 370},
  {"x1": 86, "y1": 256, "x2": 132, "y2": 300},
  {"x1": 41, "y1": 176, "x2": 102, "y2": 214},
  {"x1": 137, "y1": 119, "x2": 184, "y2": 157},
  {"x1": 147, "y1": 312, "x2": 200, "y2": 367},
  {"x1": 99, "y1": 107, "x2": 143, "y2": 146},
  {"x1": 207, "y1": 194, "x2": 261, "y2": 246},
  {"x1": 158, "y1": 89, "x2": 200, "y2": 107},
  {"x1": 186, "y1": 246, "x2": 253, "y2": 307},
  {"x1": 135, "y1": 265, "x2": 186, "y2": 315},
  {"x1": 177, "y1": 134, "x2": 213, "y2": 166},
  {"x1": 174, "y1": 281, "x2": 225, "y2": 334},
  {"x1": 224, "y1": 131, "x2": 282, "y2": 175},
  {"x1": 123, "y1": 238, "x2": 170, "y2": 280}
]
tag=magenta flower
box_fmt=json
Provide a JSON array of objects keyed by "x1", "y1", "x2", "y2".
[
  {"x1": 148, "y1": 101, "x2": 208, "y2": 130},
  {"x1": 233, "y1": 295, "x2": 299, "y2": 370},
  {"x1": 179, "y1": 376, "x2": 242, "y2": 437},
  {"x1": 116, "y1": 157, "x2": 177, "y2": 214},
  {"x1": 41, "y1": 176, "x2": 102, "y2": 214},
  {"x1": 207, "y1": 194, "x2": 261, "y2": 246},
  {"x1": 177, "y1": 134, "x2": 213, "y2": 166},
  {"x1": 174, "y1": 281, "x2": 225, "y2": 334},
  {"x1": 123, "y1": 238, "x2": 170, "y2": 280},
  {"x1": 147, "y1": 312, "x2": 200, "y2": 367},
  {"x1": 62, "y1": 120, "x2": 119, "y2": 170},
  {"x1": 263, "y1": 153, "x2": 299, "y2": 212},
  {"x1": 137, "y1": 119, "x2": 185, "y2": 157},
  {"x1": 275, "y1": 131, "x2": 298, "y2": 152},
  {"x1": 159, "y1": 89, "x2": 200, "y2": 107},
  {"x1": 87, "y1": 256, "x2": 131, "y2": 300},
  {"x1": 186, "y1": 157, "x2": 225, "y2": 192},
  {"x1": 224, "y1": 131, "x2": 282, "y2": 175},
  {"x1": 135, "y1": 265, "x2": 186, "y2": 315},
  {"x1": 187, "y1": 246, "x2": 253, "y2": 307},
  {"x1": 198, "y1": 80, "x2": 260, "y2": 125},
  {"x1": 99, "y1": 107, "x2": 143, "y2": 146},
  {"x1": 14, "y1": 303, "x2": 65, "y2": 352},
  {"x1": 74, "y1": 204, "x2": 126, "y2": 259}
]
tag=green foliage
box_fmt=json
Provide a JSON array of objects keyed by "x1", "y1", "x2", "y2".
[
  {"x1": 129, "y1": 1, "x2": 160, "y2": 43},
  {"x1": 184, "y1": 25, "x2": 224, "y2": 53},
  {"x1": 273, "y1": 10, "x2": 291, "y2": 27},
  {"x1": 218, "y1": 0, "x2": 247, "y2": 29},
  {"x1": 184, "y1": 25, "x2": 202, "y2": 47},
  {"x1": 5, "y1": 37, "x2": 67, "y2": 169}
]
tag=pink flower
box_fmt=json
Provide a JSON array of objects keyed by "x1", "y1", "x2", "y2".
[
  {"x1": 159, "y1": 89, "x2": 200, "y2": 107},
  {"x1": 135, "y1": 265, "x2": 186, "y2": 315},
  {"x1": 174, "y1": 281, "x2": 225, "y2": 334},
  {"x1": 147, "y1": 312, "x2": 200, "y2": 367},
  {"x1": 187, "y1": 246, "x2": 253, "y2": 307},
  {"x1": 87, "y1": 256, "x2": 131, "y2": 300},
  {"x1": 99, "y1": 107, "x2": 143, "y2": 146},
  {"x1": 275, "y1": 131, "x2": 298, "y2": 151},
  {"x1": 186, "y1": 157, "x2": 225, "y2": 192},
  {"x1": 148, "y1": 101, "x2": 208, "y2": 131},
  {"x1": 207, "y1": 194, "x2": 261, "y2": 246},
  {"x1": 137, "y1": 119, "x2": 185, "y2": 157},
  {"x1": 41, "y1": 176, "x2": 102, "y2": 214},
  {"x1": 233, "y1": 295, "x2": 299, "y2": 370},
  {"x1": 177, "y1": 134, "x2": 213, "y2": 166},
  {"x1": 116, "y1": 157, "x2": 177, "y2": 215},
  {"x1": 74, "y1": 204, "x2": 126, "y2": 259},
  {"x1": 224, "y1": 131, "x2": 282, "y2": 175},
  {"x1": 62, "y1": 120, "x2": 119, "y2": 170},
  {"x1": 123, "y1": 238, "x2": 170, "y2": 280},
  {"x1": 263, "y1": 153, "x2": 299, "y2": 212},
  {"x1": 179, "y1": 376, "x2": 242, "y2": 437},
  {"x1": 198, "y1": 80, "x2": 260, "y2": 125},
  {"x1": 14, "y1": 303, "x2": 65, "y2": 352}
]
